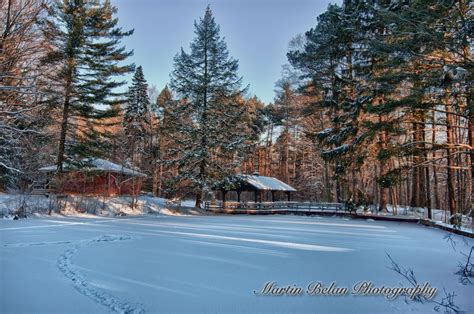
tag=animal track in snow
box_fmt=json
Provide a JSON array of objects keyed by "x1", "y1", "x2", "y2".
[{"x1": 57, "y1": 234, "x2": 145, "y2": 314}]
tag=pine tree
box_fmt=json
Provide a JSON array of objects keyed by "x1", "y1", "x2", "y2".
[
  {"x1": 124, "y1": 66, "x2": 151, "y2": 130},
  {"x1": 288, "y1": 3, "x2": 362, "y2": 203},
  {"x1": 123, "y1": 65, "x2": 151, "y2": 165},
  {"x1": 273, "y1": 82, "x2": 297, "y2": 183},
  {"x1": 170, "y1": 6, "x2": 247, "y2": 207},
  {"x1": 42, "y1": 0, "x2": 133, "y2": 172},
  {"x1": 237, "y1": 96, "x2": 268, "y2": 174},
  {"x1": 150, "y1": 85, "x2": 175, "y2": 196}
]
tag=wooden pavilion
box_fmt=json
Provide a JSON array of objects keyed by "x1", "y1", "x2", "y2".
[
  {"x1": 38, "y1": 158, "x2": 146, "y2": 196},
  {"x1": 214, "y1": 172, "x2": 297, "y2": 204}
]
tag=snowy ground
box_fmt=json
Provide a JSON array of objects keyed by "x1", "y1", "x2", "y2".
[
  {"x1": 1, "y1": 193, "x2": 471, "y2": 231},
  {"x1": 0, "y1": 193, "x2": 199, "y2": 218},
  {"x1": 384, "y1": 204, "x2": 472, "y2": 227},
  {"x1": 1, "y1": 215, "x2": 473, "y2": 313}
]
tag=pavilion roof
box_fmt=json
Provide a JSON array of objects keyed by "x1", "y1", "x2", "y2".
[{"x1": 215, "y1": 174, "x2": 296, "y2": 192}]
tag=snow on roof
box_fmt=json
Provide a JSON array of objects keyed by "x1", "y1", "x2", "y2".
[
  {"x1": 38, "y1": 158, "x2": 146, "y2": 177},
  {"x1": 239, "y1": 174, "x2": 297, "y2": 192}
]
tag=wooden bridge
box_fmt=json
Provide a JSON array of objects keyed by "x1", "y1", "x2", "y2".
[
  {"x1": 204, "y1": 201, "x2": 347, "y2": 214},
  {"x1": 203, "y1": 200, "x2": 425, "y2": 224}
]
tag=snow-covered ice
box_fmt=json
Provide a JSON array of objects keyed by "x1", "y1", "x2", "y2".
[{"x1": 1, "y1": 215, "x2": 473, "y2": 313}]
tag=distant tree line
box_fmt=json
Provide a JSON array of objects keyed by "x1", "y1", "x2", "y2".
[{"x1": 284, "y1": 0, "x2": 472, "y2": 216}]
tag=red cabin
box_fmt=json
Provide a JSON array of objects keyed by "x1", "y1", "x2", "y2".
[{"x1": 38, "y1": 158, "x2": 146, "y2": 196}]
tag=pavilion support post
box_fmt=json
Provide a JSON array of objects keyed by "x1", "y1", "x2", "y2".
[
  {"x1": 222, "y1": 190, "x2": 227, "y2": 204},
  {"x1": 286, "y1": 191, "x2": 291, "y2": 202},
  {"x1": 237, "y1": 190, "x2": 241, "y2": 203},
  {"x1": 254, "y1": 190, "x2": 258, "y2": 203},
  {"x1": 272, "y1": 191, "x2": 275, "y2": 202}
]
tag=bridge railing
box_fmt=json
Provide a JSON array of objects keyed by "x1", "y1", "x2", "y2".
[{"x1": 204, "y1": 201, "x2": 345, "y2": 212}]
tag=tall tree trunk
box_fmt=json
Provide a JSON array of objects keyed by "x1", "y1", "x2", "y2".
[
  {"x1": 56, "y1": 59, "x2": 75, "y2": 173},
  {"x1": 469, "y1": 105, "x2": 474, "y2": 214},
  {"x1": 458, "y1": 0, "x2": 473, "y2": 218},
  {"x1": 257, "y1": 147, "x2": 264, "y2": 174},
  {"x1": 195, "y1": 32, "x2": 210, "y2": 209},
  {"x1": 291, "y1": 127, "x2": 298, "y2": 183},
  {"x1": 336, "y1": 178, "x2": 341, "y2": 203},
  {"x1": 454, "y1": 114, "x2": 463, "y2": 213},
  {"x1": 430, "y1": 110, "x2": 440, "y2": 209},
  {"x1": 390, "y1": 187, "x2": 397, "y2": 215},
  {"x1": 324, "y1": 160, "x2": 331, "y2": 202},
  {"x1": 378, "y1": 113, "x2": 388, "y2": 212},
  {"x1": 410, "y1": 102, "x2": 427, "y2": 208},
  {"x1": 152, "y1": 165, "x2": 159, "y2": 196},
  {"x1": 282, "y1": 128, "x2": 289, "y2": 182},
  {"x1": 347, "y1": 35, "x2": 357, "y2": 201},
  {"x1": 410, "y1": 137, "x2": 420, "y2": 207},
  {"x1": 444, "y1": 91, "x2": 457, "y2": 215},
  {"x1": 425, "y1": 162, "x2": 432, "y2": 219},
  {"x1": 266, "y1": 124, "x2": 273, "y2": 176},
  {"x1": 196, "y1": 158, "x2": 206, "y2": 208}
]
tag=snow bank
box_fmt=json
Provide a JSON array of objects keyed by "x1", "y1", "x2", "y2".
[
  {"x1": 383, "y1": 204, "x2": 472, "y2": 230},
  {"x1": 0, "y1": 193, "x2": 188, "y2": 218}
]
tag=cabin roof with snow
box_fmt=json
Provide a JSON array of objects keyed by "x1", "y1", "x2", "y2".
[
  {"x1": 39, "y1": 158, "x2": 147, "y2": 177},
  {"x1": 215, "y1": 173, "x2": 296, "y2": 192}
]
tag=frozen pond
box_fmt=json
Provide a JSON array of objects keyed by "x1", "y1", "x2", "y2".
[{"x1": 1, "y1": 214, "x2": 472, "y2": 313}]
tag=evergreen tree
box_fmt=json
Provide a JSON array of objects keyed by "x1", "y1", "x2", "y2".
[
  {"x1": 151, "y1": 86, "x2": 187, "y2": 197},
  {"x1": 154, "y1": 86, "x2": 176, "y2": 139},
  {"x1": 148, "y1": 85, "x2": 174, "y2": 196},
  {"x1": 241, "y1": 95, "x2": 267, "y2": 145},
  {"x1": 170, "y1": 6, "x2": 247, "y2": 207},
  {"x1": 288, "y1": 3, "x2": 362, "y2": 203},
  {"x1": 42, "y1": 0, "x2": 133, "y2": 172},
  {"x1": 273, "y1": 82, "x2": 297, "y2": 183},
  {"x1": 123, "y1": 65, "x2": 151, "y2": 161}
]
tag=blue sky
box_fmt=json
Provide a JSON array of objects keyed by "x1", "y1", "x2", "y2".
[{"x1": 113, "y1": 0, "x2": 337, "y2": 104}]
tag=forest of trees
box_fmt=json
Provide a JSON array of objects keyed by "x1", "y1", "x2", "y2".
[
  {"x1": 0, "y1": 0, "x2": 472, "y2": 215},
  {"x1": 283, "y1": 0, "x2": 472, "y2": 217}
]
